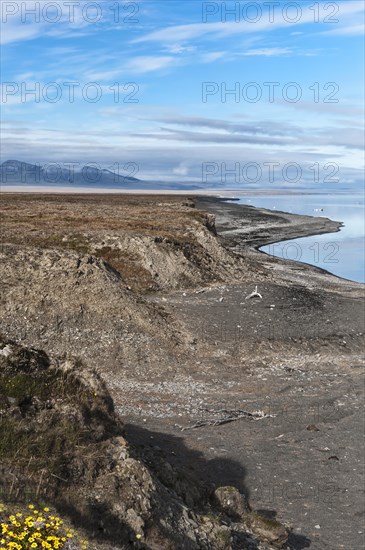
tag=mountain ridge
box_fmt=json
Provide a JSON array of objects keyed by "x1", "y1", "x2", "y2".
[{"x1": 1, "y1": 159, "x2": 141, "y2": 187}]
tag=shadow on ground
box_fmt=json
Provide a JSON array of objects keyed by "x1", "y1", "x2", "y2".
[
  {"x1": 125, "y1": 422, "x2": 250, "y2": 497},
  {"x1": 125, "y1": 423, "x2": 312, "y2": 550}
]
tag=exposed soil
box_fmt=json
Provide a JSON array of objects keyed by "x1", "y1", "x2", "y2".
[
  {"x1": 125, "y1": 197, "x2": 365, "y2": 550},
  {"x1": 0, "y1": 193, "x2": 364, "y2": 550}
]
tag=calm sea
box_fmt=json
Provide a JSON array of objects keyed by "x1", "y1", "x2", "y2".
[{"x1": 233, "y1": 193, "x2": 364, "y2": 284}]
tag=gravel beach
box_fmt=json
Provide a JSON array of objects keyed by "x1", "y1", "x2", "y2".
[
  {"x1": 126, "y1": 197, "x2": 365, "y2": 550},
  {"x1": 1, "y1": 193, "x2": 364, "y2": 549}
]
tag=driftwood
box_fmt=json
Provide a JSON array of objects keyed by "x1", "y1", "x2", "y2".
[{"x1": 180, "y1": 408, "x2": 273, "y2": 431}]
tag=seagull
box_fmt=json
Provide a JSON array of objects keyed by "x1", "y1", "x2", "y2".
[{"x1": 245, "y1": 286, "x2": 262, "y2": 300}]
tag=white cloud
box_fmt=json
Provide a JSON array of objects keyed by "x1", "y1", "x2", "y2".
[
  {"x1": 200, "y1": 51, "x2": 227, "y2": 63},
  {"x1": 173, "y1": 163, "x2": 189, "y2": 176},
  {"x1": 0, "y1": 21, "x2": 43, "y2": 44},
  {"x1": 132, "y1": 1, "x2": 365, "y2": 45},
  {"x1": 322, "y1": 24, "x2": 364, "y2": 37},
  {"x1": 2, "y1": 115, "x2": 363, "y2": 184},
  {"x1": 278, "y1": 101, "x2": 364, "y2": 118},
  {"x1": 124, "y1": 56, "x2": 176, "y2": 74},
  {"x1": 162, "y1": 44, "x2": 195, "y2": 54},
  {"x1": 242, "y1": 48, "x2": 292, "y2": 57},
  {"x1": 0, "y1": 0, "x2": 110, "y2": 45}
]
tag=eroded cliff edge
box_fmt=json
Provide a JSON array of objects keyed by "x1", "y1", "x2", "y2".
[{"x1": 0, "y1": 193, "x2": 364, "y2": 549}]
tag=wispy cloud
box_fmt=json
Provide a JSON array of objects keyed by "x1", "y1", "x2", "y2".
[
  {"x1": 200, "y1": 51, "x2": 227, "y2": 63},
  {"x1": 124, "y1": 56, "x2": 176, "y2": 74},
  {"x1": 279, "y1": 101, "x2": 364, "y2": 118},
  {"x1": 133, "y1": 128, "x2": 294, "y2": 146},
  {"x1": 0, "y1": 0, "x2": 115, "y2": 44},
  {"x1": 2, "y1": 118, "x2": 363, "y2": 183},
  {"x1": 153, "y1": 115, "x2": 300, "y2": 136},
  {"x1": 162, "y1": 44, "x2": 196, "y2": 54},
  {"x1": 1, "y1": 0, "x2": 363, "y2": 185},
  {"x1": 322, "y1": 24, "x2": 365, "y2": 36},
  {"x1": 0, "y1": 20, "x2": 43, "y2": 44},
  {"x1": 241, "y1": 47, "x2": 292, "y2": 57},
  {"x1": 132, "y1": 1, "x2": 365, "y2": 45}
]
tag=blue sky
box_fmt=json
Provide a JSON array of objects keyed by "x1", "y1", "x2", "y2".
[{"x1": 1, "y1": 0, "x2": 364, "y2": 187}]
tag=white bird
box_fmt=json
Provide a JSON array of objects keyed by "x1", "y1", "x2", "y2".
[{"x1": 245, "y1": 286, "x2": 262, "y2": 300}]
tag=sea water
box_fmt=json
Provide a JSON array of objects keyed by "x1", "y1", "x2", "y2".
[{"x1": 233, "y1": 193, "x2": 364, "y2": 284}]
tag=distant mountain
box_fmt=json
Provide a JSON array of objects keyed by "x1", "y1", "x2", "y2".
[
  {"x1": 0, "y1": 160, "x2": 206, "y2": 190},
  {"x1": 0, "y1": 159, "x2": 142, "y2": 187},
  {"x1": 2, "y1": 160, "x2": 361, "y2": 193}
]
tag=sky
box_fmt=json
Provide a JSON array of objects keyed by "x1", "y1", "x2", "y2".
[{"x1": 1, "y1": 0, "x2": 364, "y2": 188}]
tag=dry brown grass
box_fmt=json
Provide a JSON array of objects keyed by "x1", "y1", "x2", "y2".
[
  {"x1": 0, "y1": 194, "x2": 207, "y2": 291},
  {"x1": 0, "y1": 193, "x2": 203, "y2": 236}
]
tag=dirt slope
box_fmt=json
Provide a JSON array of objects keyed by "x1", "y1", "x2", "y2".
[{"x1": 0, "y1": 339, "x2": 288, "y2": 550}]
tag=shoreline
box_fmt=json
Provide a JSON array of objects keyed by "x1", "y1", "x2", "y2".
[
  {"x1": 0, "y1": 185, "x2": 357, "y2": 196},
  {"x1": 194, "y1": 196, "x2": 365, "y2": 295},
  {"x1": 195, "y1": 195, "x2": 343, "y2": 248},
  {"x1": 1, "y1": 192, "x2": 364, "y2": 549},
  {"x1": 0, "y1": 186, "x2": 223, "y2": 195},
  {"x1": 1, "y1": 190, "x2": 361, "y2": 287}
]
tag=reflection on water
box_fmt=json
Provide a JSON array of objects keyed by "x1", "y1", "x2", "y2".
[{"x1": 234, "y1": 193, "x2": 365, "y2": 284}]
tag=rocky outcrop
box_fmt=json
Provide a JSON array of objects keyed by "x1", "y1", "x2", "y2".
[{"x1": 0, "y1": 340, "x2": 288, "y2": 549}]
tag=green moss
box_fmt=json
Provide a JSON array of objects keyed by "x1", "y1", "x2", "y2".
[
  {"x1": 0, "y1": 419, "x2": 18, "y2": 456},
  {"x1": 0, "y1": 366, "x2": 100, "y2": 470},
  {"x1": 187, "y1": 210, "x2": 207, "y2": 223},
  {"x1": 221, "y1": 486, "x2": 237, "y2": 492},
  {"x1": 217, "y1": 529, "x2": 230, "y2": 543},
  {"x1": 0, "y1": 373, "x2": 50, "y2": 401},
  {"x1": 200, "y1": 513, "x2": 219, "y2": 525},
  {"x1": 0, "y1": 369, "x2": 89, "y2": 403},
  {"x1": 250, "y1": 511, "x2": 282, "y2": 529}
]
